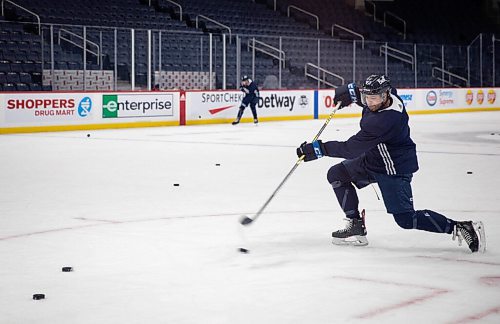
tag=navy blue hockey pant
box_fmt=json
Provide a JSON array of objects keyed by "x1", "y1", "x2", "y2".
[
  {"x1": 238, "y1": 97, "x2": 258, "y2": 119},
  {"x1": 326, "y1": 157, "x2": 455, "y2": 234}
]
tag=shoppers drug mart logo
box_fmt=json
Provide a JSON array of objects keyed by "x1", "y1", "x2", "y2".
[
  {"x1": 78, "y1": 97, "x2": 92, "y2": 117},
  {"x1": 103, "y1": 94, "x2": 174, "y2": 118}
]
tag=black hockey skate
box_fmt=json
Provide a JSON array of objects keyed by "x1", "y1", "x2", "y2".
[
  {"x1": 232, "y1": 119, "x2": 240, "y2": 125},
  {"x1": 253, "y1": 118, "x2": 258, "y2": 124},
  {"x1": 332, "y1": 210, "x2": 368, "y2": 246},
  {"x1": 453, "y1": 221, "x2": 486, "y2": 253}
]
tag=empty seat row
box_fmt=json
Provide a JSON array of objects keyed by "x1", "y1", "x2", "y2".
[
  {"x1": 0, "y1": 82, "x2": 49, "y2": 91},
  {"x1": 0, "y1": 71, "x2": 34, "y2": 84},
  {"x1": 0, "y1": 61, "x2": 42, "y2": 73}
]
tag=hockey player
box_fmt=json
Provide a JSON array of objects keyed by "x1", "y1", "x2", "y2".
[
  {"x1": 232, "y1": 75, "x2": 259, "y2": 125},
  {"x1": 296, "y1": 75, "x2": 485, "y2": 253}
]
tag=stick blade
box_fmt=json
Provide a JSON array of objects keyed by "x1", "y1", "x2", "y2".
[{"x1": 240, "y1": 215, "x2": 254, "y2": 226}]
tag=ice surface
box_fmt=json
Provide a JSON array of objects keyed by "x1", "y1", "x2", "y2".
[{"x1": 1, "y1": 112, "x2": 499, "y2": 323}]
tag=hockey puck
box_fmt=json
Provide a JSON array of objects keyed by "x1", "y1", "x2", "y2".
[
  {"x1": 467, "y1": 171, "x2": 473, "y2": 174},
  {"x1": 62, "y1": 266, "x2": 73, "y2": 272},
  {"x1": 215, "y1": 163, "x2": 221, "y2": 166},
  {"x1": 87, "y1": 134, "x2": 90, "y2": 137},
  {"x1": 173, "y1": 183, "x2": 180, "y2": 187},
  {"x1": 33, "y1": 294, "x2": 45, "y2": 300},
  {"x1": 238, "y1": 248, "x2": 249, "y2": 254}
]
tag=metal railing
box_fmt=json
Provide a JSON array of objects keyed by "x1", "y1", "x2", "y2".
[
  {"x1": 493, "y1": 35, "x2": 499, "y2": 86},
  {"x1": 164, "y1": 0, "x2": 182, "y2": 21},
  {"x1": 365, "y1": 0, "x2": 377, "y2": 22},
  {"x1": 58, "y1": 28, "x2": 101, "y2": 64},
  {"x1": 384, "y1": 11, "x2": 406, "y2": 40},
  {"x1": 432, "y1": 67, "x2": 467, "y2": 87},
  {"x1": 467, "y1": 33, "x2": 483, "y2": 87},
  {"x1": 1, "y1": 0, "x2": 40, "y2": 34},
  {"x1": 0, "y1": 17, "x2": 495, "y2": 90},
  {"x1": 332, "y1": 24, "x2": 364, "y2": 49},
  {"x1": 305, "y1": 63, "x2": 344, "y2": 88},
  {"x1": 247, "y1": 38, "x2": 285, "y2": 68},
  {"x1": 195, "y1": 15, "x2": 232, "y2": 43},
  {"x1": 287, "y1": 5, "x2": 319, "y2": 30},
  {"x1": 380, "y1": 44, "x2": 414, "y2": 69}
]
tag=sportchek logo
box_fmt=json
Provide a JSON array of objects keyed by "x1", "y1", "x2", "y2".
[
  {"x1": 103, "y1": 94, "x2": 174, "y2": 118},
  {"x1": 208, "y1": 93, "x2": 307, "y2": 115}
]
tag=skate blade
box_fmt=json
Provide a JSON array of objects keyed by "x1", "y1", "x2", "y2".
[
  {"x1": 473, "y1": 221, "x2": 486, "y2": 253},
  {"x1": 332, "y1": 235, "x2": 369, "y2": 246}
]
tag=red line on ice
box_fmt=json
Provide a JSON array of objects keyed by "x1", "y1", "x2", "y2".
[
  {"x1": 448, "y1": 305, "x2": 500, "y2": 323},
  {"x1": 416, "y1": 255, "x2": 500, "y2": 266},
  {"x1": 332, "y1": 275, "x2": 450, "y2": 319},
  {"x1": 0, "y1": 223, "x2": 111, "y2": 241}
]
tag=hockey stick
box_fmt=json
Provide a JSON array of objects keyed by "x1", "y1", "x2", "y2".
[{"x1": 240, "y1": 101, "x2": 342, "y2": 226}]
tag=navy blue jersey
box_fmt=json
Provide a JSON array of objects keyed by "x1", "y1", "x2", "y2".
[
  {"x1": 323, "y1": 93, "x2": 419, "y2": 175},
  {"x1": 240, "y1": 81, "x2": 259, "y2": 103}
]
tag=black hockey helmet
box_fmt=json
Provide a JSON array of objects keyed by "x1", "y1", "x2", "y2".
[
  {"x1": 360, "y1": 74, "x2": 391, "y2": 107},
  {"x1": 360, "y1": 74, "x2": 391, "y2": 95},
  {"x1": 241, "y1": 75, "x2": 250, "y2": 81}
]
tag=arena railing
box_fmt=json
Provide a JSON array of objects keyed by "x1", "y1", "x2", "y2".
[
  {"x1": 1, "y1": 0, "x2": 40, "y2": 34},
  {"x1": 287, "y1": 5, "x2": 319, "y2": 31},
  {"x1": 305, "y1": 63, "x2": 344, "y2": 88}
]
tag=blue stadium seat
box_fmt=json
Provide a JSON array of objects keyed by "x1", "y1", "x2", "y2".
[
  {"x1": 2, "y1": 83, "x2": 15, "y2": 91},
  {"x1": 10, "y1": 61, "x2": 23, "y2": 73},
  {"x1": 0, "y1": 61, "x2": 10, "y2": 72},
  {"x1": 19, "y1": 72, "x2": 32, "y2": 83},
  {"x1": 6, "y1": 72, "x2": 20, "y2": 83},
  {"x1": 29, "y1": 83, "x2": 42, "y2": 91},
  {"x1": 16, "y1": 83, "x2": 29, "y2": 91}
]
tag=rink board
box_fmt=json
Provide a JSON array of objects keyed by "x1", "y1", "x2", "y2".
[{"x1": 1, "y1": 88, "x2": 499, "y2": 133}]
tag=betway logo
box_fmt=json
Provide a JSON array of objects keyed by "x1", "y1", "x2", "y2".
[{"x1": 258, "y1": 94, "x2": 296, "y2": 111}]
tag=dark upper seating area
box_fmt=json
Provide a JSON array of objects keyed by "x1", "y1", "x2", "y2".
[
  {"x1": 1, "y1": 0, "x2": 498, "y2": 91},
  {"x1": 368, "y1": 0, "x2": 499, "y2": 45},
  {"x1": 0, "y1": 17, "x2": 45, "y2": 91}
]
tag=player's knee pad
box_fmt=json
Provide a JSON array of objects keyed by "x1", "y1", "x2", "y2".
[
  {"x1": 392, "y1": 212, "x2": 417, "y2": 229},
  {"x1": 327, "y1": 163, "x2": 350, "y2": 187}
]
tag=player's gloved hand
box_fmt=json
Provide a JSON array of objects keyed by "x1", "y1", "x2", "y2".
[
  {"x1": 334, "y1": 83, "x2": 360, "y2": 108},
  {"x1": 296, "y1": 140, "x2": 326, "y2": 162}
]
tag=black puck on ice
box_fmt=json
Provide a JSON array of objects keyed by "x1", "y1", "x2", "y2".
[
  {"x1": 62, "y1": 267, "x2": 73, "y2": 272},
  {"x1": 87, "y1": 134, "x2": 90, "y2": 137},
  {"x1": 467, "y1": 171, "x2": 473, "y2": 174},
  {"x1": 173, "y1": 183, "x2": 180, "y2": 187},
  {"x1": 238, "y1": 248, "x2": 249, "y2": 254},
  {"x1": 215, "y1": 163, "x2": 221, "y2": 166},
  {"x1": 33, "y1": 294, "x2": 45, "y2": 300}
]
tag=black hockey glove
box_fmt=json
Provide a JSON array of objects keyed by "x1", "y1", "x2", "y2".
[
  {"x1": 296, "y1": 141, "x2": 326, "y2": 162},
  {"x1": 334, "y1": 83, "x2": 360, "y2": 108}
]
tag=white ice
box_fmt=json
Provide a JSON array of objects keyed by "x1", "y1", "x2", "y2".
[{"x1": 1, "y1": 112, "x2": 500, "y2": 323}]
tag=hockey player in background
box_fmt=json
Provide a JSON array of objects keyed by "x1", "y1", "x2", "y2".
[
  {"x1": 296, "y1": 74, "x2": 485, "y2": 253},
  {"x1": 232, "y1": 75, "x2": 259, "y2": 125}
]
